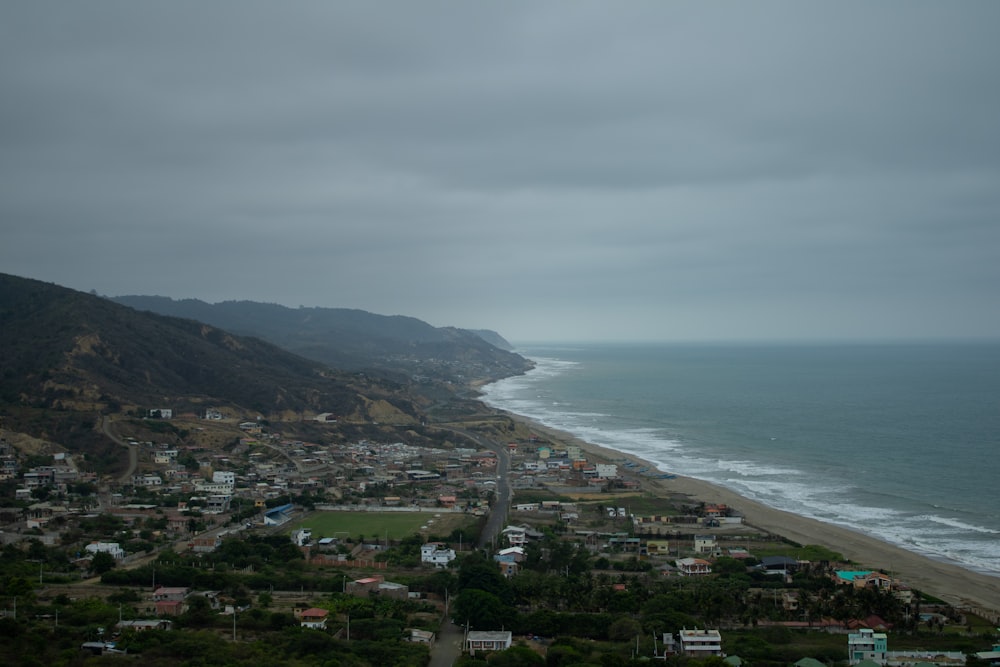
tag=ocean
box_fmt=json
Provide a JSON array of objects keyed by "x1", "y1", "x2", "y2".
[{"x1": 480, "y1": 342, "x2": 1000, "y2": 577}]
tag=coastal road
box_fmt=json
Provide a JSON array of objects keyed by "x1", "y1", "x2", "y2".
[{"x1": 436, "y1": 425, "x2": 511, "y2": 549}]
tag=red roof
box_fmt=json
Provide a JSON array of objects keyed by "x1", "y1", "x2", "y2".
[{"x1": 300, "y1": 608, "x2": 329, "y2": 618}]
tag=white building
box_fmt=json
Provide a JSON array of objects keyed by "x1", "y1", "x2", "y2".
[
  {"x1": 595, "y1": 463, "x2": 619, "y2": 479},
  {"x1": 420, "y1": 542, "x2": 456, "y2": 568},
  {"x1": 132, "y1": 474, "x2": 163, "y2": 487},
  {"x1": 466, "y1": 630, "x2": 512, "y2": 655},
  {"x1": 678, "y1": 628, "x2": 723, "y2": 658},
  {"x1": 501, "y1": 525, "x2": 527, "y2": 546},
  {"x1": 195, "y1": 481, "x2": 234, "y2": 494},
  {"x1": 676, "y1": 557, "x2": 712, "y2": 576},
  {"x1": 299, "y1": 608, "x2": 328, "y2": 629},
  {"x1": 694, "y1": 535, "x2": 718, "y2": 555},
  {"x1": 85, "y1": 542, "x2": 125, "y2": 560},
  {"x1": 212, "y1": 471, "x2": 236, "y2": 486}
]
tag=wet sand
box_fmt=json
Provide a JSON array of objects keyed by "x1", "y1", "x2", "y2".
[{"x1": 509, "y1": 414, "x2": 1000, "y2": 616}]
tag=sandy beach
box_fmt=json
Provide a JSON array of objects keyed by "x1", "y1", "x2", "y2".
[{"x1": 506, "y1": 413, "x2": 1000, "y2": 617}]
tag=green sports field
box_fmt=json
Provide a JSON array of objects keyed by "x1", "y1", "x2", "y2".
[{"x1": 289, "y1": 510, "x2": 473, "y2": 541}]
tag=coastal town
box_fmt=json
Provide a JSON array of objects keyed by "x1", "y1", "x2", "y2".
[{"x1": 2, "y1": 407, "x2": 999, "y2": 666}]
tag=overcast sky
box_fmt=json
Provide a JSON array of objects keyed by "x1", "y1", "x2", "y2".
[{"x1": 2, "y1": 2, "x2": 999, "y2": 343}]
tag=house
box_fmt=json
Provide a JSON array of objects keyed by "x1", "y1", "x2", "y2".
[
  {"x1": 212, "y1": 471, "x2": 236, "y2": 486},
  {"x1": 292, "y1": 528, "x2": 313, "y2": 547},
  {"x1": 494, "y1": 546, "x2": 525, "y2": 563},
  {"x1": 152, "y1": 586, "x2": 190, "y2": 602},
  {"x1": 759, "y1": 556, "x2": 798, "y2": 575},
  {"x1": 408, "y1": 628, "x2": 435, "y2": 645},
  {"x1": 678, "y1": 628, "x2": 724, "y2": 657},
  {"x1": 835, "y1": 570, "x2": 873, "y2": 585},
  {"x1": 85, "y1": 542, "x2": 125, "y2": 560},
  {"x1": 694, "y1": 535, "x2": 718, "y2": 555},
  {"x1": 155, "y1": 599, "x2": 184, "y2": 616},
  {"x1": 421, "y1": 542, "x2": 457, "y2": 568},
  {"x1": 645, "y1": 540, "x2": 671, "y2": 556},
  {"x1": 676, "y1": 557, "x2": 712, "y2": 576},
  {"x1": 466, "y1": 630, "x2": 512, "y2": 655},
  {"x1": 116, "y1": 619, "x2": 173, "y2": 632},
  {"x1": 189, "y1": 535, "x2": 222, "y2": 553},
  {"x1": 502, "y1": 525, "x2": 527, "y2": 546},
  {"x1": 848, "y1": 628, "x2": 887, "y2": 665},
  {"x1": 345, "y1": 576, "x2": 410, "y2": 600},
  {"x1": 595, "y1": 463, "x2": 619, "y2": 479},
  {"x1": 497, "y1": 560, "x2": 520, "y2": 578},
  {"x1": 299, "y1": 607, "x2": 329, "y2": 629},
  {"x1": 659, "y1": 633, "x2": 679, "y2": 656}
]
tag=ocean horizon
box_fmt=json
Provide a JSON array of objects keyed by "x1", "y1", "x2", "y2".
[{"x1": 481, "y1": 341, "x2": 1000, "y2": 577}]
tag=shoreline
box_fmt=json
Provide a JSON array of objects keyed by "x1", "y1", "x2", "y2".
[{"x1": 499, "y1": 410, "x2": 1000, "y2": 616}]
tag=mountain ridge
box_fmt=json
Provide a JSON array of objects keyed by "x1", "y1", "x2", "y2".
[
  {"x1": 1, "y1": 272, "x2": 530, "y2": 430},
  {"x1": 109, "y1": 294, "x2": 529, "y2": 382}
]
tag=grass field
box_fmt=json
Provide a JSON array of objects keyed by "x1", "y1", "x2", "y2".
[{"x1": 289, "y1": 510, "x2": 471, "y2": 541}]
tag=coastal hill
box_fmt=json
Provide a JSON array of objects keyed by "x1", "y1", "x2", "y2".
[
  {"x1": 109, "y1": 294, "x2": 530, "y2": 383},
  {"x1": 0, "y1": 273, "x2": 531, "y2": 473}
]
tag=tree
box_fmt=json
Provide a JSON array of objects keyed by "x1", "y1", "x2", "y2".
[
  {"x1": 488, "y1": 645, "x2": 545, "y2": 667},
  {"x1": 90, "y1": 551, "x2": 116, "y2": 575},
  {"x1": 453, "y1": 589, "x2": 515, "y2": 630},
  {"x1": 608, "y1": 616, "x2": 642, "y2": 642}
]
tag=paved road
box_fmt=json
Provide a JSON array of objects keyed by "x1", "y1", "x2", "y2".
[
  {"x1": 435, "y1": 425, "x2": 511, "y2": 549},
  {"x1": 429, "y1": 618, "x2": 464, "y2": 667}
]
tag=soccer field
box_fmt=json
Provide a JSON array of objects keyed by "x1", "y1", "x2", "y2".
[{"x1": 289, "y1": 510, "x2": 470, "y2": 541}]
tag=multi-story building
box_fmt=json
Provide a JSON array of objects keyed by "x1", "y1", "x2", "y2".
[
  {"x1": 678, "y1": 628, "x2": 723, "y2": 658},
  {"x1": 848, "y1": 628, "x2": 887, "y2": 665}
]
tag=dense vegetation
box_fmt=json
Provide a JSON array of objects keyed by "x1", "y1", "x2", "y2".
[{"x1": 1, "y1": 517, "x2": 996, "y2": 667}]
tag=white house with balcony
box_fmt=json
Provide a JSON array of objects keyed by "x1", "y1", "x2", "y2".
[
  {"x1": 678, "y1": 628, "x2": 723, "y2": 658},
  {"x1": 421, "y1": 542, "x2": 456, "y2": 568},
  {"x1": 677, "y1": 557, "x2": 712, "y2": 576}
]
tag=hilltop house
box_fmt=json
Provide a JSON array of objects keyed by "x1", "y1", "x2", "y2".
[{"x1": 299, "y1": 608, "x2": 329, "y2": 629}]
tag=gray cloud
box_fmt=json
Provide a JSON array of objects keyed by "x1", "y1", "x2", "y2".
[{"x1": 2, "y1": 1, "x2": 999, "y2": 342}]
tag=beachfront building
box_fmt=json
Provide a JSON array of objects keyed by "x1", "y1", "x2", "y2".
[
  {"x1": 678, "y1": 628, "x2": 724, "y2": 658},
  {"x1": 848, "y1": 628, "x2": 887, "y2": 665}
]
